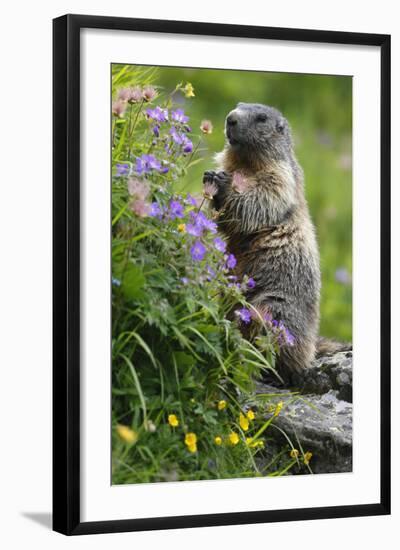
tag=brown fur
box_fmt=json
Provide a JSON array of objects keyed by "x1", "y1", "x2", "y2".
[{"x1": 204, "y1": 103, "x2": 348, "y2": 378}]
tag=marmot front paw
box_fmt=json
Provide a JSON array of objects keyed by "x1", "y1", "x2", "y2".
[{"x1": 203, "y1": 171, "x2": 232, "y2": 199}]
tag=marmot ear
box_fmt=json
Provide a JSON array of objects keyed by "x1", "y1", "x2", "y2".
[{"x1": 276, "y1": 119, "x2": 285, "y2": 133}]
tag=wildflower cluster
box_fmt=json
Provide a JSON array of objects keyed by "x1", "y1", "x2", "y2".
[
  {"x1": 111, "y1": 66, "x2": 306, "y2": 485},
  {"x1": 212, "y1": 404, "x2": 264, "y2": 450},
  {"x1": 234, "y1": 307, "x2": 296, "y2": 348},
  {"x1": 112, "y1": 85, "x2": 158, "y2": 118}
]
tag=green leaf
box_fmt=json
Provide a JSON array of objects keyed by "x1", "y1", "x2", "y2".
[{"x1": 121, "y1": 263, "x2": 146, "y2": 300}]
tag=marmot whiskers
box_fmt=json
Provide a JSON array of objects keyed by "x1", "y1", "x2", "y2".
[{"x1": 203, "y1": 103, "x2": 347, "y2": 378}]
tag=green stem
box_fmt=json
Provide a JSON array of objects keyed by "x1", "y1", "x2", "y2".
[
  {"x1": 126, "y1": 103, "x2": 134, "y2": 159},
  {"x1": 196, "y1": 197, "x2": 206, "y2": 214},
  {"x1": 131, "y1": 99, "x2": 145, "y2": 133},
  {"x1": 127, "y1": 100, "x2": 145, "y2": 161},
  {"x1": 184, "y1": 138, "x2": 201, "y2": 170},
  {"x1": 112, "y1": 118, "x2": 116, "y2": 148}
]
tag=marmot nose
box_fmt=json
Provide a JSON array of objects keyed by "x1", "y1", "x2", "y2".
[{"x1": 226, "y1": 114, "x2": 238, "y2": 127}]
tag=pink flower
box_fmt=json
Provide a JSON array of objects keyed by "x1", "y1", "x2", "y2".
[
  {"x1": 200, "y1": 120, "x2": 213, "y2": 134},
  {"x1": 127, "y1": 177, "x2": 150, "y2": 200},
  {"x1": 130, "y1": 199, "x2": 151, "y2": 218},
  {"x1": 142, "y1": 86, "x2": 157, "y2": 102},
  {"x1": 112, "y1": 100, "x2": 126, "y2": 118},
  {"x1": 117, "y1": 88, "x2": 131, "y2": 102},
  {"x1": 232, "y1": 171, "x2": 248, "y2": 193},
  {"x1": 203, "y1": 180, "x2": 218, "y2": 199},
  {"x1": 128, "y1": 86, "x2": 143, "y2": 103}
]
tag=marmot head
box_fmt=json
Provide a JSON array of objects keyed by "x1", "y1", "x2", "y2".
[{"x1": 225, "y1": 103, "x2": 293, "y2": 163}]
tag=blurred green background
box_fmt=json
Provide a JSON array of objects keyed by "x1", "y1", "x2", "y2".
[{"x1": 133, "y1": 66, "x2": 352, "y2": 342}]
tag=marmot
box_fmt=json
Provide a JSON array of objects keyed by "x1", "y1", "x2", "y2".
[{"x1": 203, "y1": 102, "x2": 345, "y2": 378}]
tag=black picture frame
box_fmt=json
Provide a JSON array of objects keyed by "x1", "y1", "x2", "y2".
[{"x1": 53, "y1": 13, "x2": 391, "y2": 535}]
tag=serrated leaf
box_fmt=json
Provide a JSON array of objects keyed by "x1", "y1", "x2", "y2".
[{"x1": 121, "y1": 263, "x2": 146, "y2": 300}]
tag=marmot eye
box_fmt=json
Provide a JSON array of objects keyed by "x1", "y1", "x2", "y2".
[
  {"x1": 256, "y1": 114, "x2": 268, "y2": 123},
  {"x1": 276, "y1": 122, "x2": 285, "y2": 133}
]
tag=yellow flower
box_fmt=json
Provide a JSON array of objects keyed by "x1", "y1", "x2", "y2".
[
  {"x1": 217, "y1": 399, "x2": 227, "y2": 411},
  {"x1": 247, "y1": 409, "x2": 255, "y2": 420},
  {"x1": 214, "y1": 436, "x2": 222, "y2": 445},
  {"x1": 239, "y1": 412, "x2": 249, "y2": 432},
  {"x1": 274, "y1": 401, "x2": 284, "y2": 417},
  {"x1": 116, "y1": 424, "x2": 138, "y2": 444},
  {"x1": 304, "y1": 451, "x2": 313, "y2": 465},
  {"x1": 290, "y1": 448, "x2": 299, "y2": 459},
  {"x1": 168, "y1": 414, "x2": 179, "y2": 427},
  {"x1": 183, "y1": 82, "x2": 195, "y2": 98},
  {"x1": 246, "y1": 437, "x2": 264, "y2": 449},
  {"x1": 185, "y1": 432, "x2": 197, "y2": 453},
  {"x1": 178, "y1": 223, "x2": 186, "y2": 233},
  {"x1": 229, "y1": 432, "x2": 240, "y2": 446}
]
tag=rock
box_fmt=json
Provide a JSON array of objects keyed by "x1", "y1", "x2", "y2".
[
  {"x1": 256, "y1": 351, "x2": 353, "y2": 474},
  {"x1": 291, "y1": 350, "x2": 353, "y2": 402}
]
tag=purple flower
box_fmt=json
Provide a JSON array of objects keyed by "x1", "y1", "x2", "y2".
[
  {"x1": 146, "y1": 106, "x2": 168, "y2": 123},
  {"x1": 115, "y1": 163, "x2": 130, "y2": 177},
  {"x1": 169, "y1": 199, "x2": 184, "y2": 219},
  {"x1": 190, "y1": 241, "x2": 207, "y2": 261},
  {"x1": 112, "y1": 277, "x2": 121, "y2": 287},
  {"x1": 247, "y1": 277, "x2": 256, "y2": 289},
  {"x1": 335, "y1": 268, "x2": 351, "y2": 285},
  {"x1": 185, "y1": 193, "x2": 198, "y2": 206},
  {"x1": 276, "y1": 322, "x2": 295, "y2": 347},
  {"x1": 135, "y1": 154, "x2": 161, "y2": 175},
  {"x1": 181, "y1": 277, "x2": 189, "y2": 285},
  {"x1": 226, "y1": 253, "x2": 237, "y2": 269},
  {"x1": 170, "y1": 127, "x2": 193, "y2": 154},
  {"x1": 149, "y1": 202, "x2": 163, "y2": 219},
  {"x1": 190, "y1": 211, "x2": 217, "y2": 233},
  {"x1": 264, "y1": 312, "x2": 273, "y2": 324},
  {"x1": 186, "y1": 223, "x2": 203, "y2": 237},
  {"x1": 152, "y1": 125, "x2": 160, "y2": 137},
  {"x1": 235, "y1": 308, "x2": 252, "y2": 324},
  {"x1": 165, "y1": 143, "x2": 174, "y2": 155},
  {"x1": 206, "y1": 265, "x2": 216, "y2": 280},
  {"x1": 171, "y1": 109, "x2": 189, "y2": 124},
  {"x1": 213, "y1": 237, "x2": 227, "y2": 253},
  {"x1": 170, "y1": 126, "x2": 183, "y2": 145},
  {"x1": 283, "y1": 328, "x2": 295, "y2": 346},
  {"x1": 182, "y1": 136, "x2": 193, "y2": 154}
]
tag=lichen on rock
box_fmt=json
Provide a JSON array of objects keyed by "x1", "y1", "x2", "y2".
[{"x1": 256, "y1": 351, "x2": 353, "y2": 474}]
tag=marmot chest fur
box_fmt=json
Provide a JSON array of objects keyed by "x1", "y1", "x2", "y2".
[{"x1": 203, "y1": 103, "x2": 321, "y2": 376}]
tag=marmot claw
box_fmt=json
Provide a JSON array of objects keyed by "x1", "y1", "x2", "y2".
[
  {"x1": 203, "y1": 170, "x2": 217, "y2": 184},
  {"x1": 203, "y1": 170, "x2": 232, "y2": 188}
]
